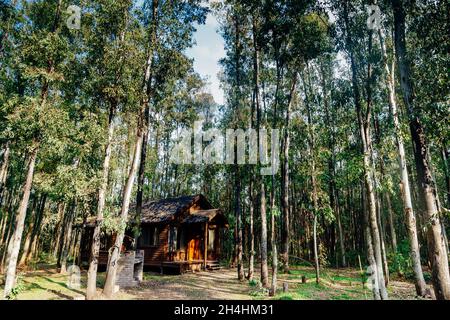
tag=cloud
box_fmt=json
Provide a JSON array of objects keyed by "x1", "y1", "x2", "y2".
[{"x1": 186, "y1": 13, "x2": 225, "y2": 105}]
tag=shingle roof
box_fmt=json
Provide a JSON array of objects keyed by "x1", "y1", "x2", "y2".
[
  {"x1": 75, "y1": 194, "x2": 225, "y2": 227},
  {"x1": 182, "y1": 209, "x2": 221, "y2": 224},
  {"x1": 139, "y1": 194, "x2": 209, "y2": 224}
]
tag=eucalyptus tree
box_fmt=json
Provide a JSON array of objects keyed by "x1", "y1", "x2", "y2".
[
  {"x1": 376, "y1": 14, "x2": 427, "y2": 296},
  {"x1": 391, "y1": 0, "x2": 450, "y2": 300},
  {"x1": 82, "y1": 0, "x2": 143, "y2": 300},
  {"x1": 332, "y1": 0, "x2": 388, "y2": 299},
  {"x1": 102, "y1": 0, "x2": 207, "y2": 297},
  {"x1": 0, "y1": 0, "x2": 21, "y2": 211},
  {"x1": 1, "y1": 0, "x2": 78, "y2": 298}
]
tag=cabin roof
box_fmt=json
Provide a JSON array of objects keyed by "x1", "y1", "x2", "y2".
[
  {"x1": 75, "y1": 194, "x2": 227, "y2": 227},
  {"x1": 182, "y1": 209, "x2": 220, "y2": 224},
  {"x1": 139, "y1": 194, "x2": 212, "y2": 224}
]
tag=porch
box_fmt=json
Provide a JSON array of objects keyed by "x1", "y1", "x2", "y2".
[{"x1": 145, "y1": 259, "x2": 221, "y2": 274}]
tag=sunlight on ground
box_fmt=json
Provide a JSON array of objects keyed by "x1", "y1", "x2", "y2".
[{"x1": 0, "y1": 264, "x2": 423, "y2": 300}]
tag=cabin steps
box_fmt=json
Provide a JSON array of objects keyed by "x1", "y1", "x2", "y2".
[{"x1": 206, "y1": 261, "x2": 221, "y2": 271}]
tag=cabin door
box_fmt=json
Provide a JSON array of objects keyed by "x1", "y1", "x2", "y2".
[{"x1": 188, "y1": 237, "x2": 200, "y2": 261}]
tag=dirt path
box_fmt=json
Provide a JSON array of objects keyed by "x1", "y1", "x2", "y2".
[
  {"x1": 125, "y1": 269, "x2": 253, "y2": 300},
  {"x1": 5, "y1": 264, "x2": 426, "y2": 300}
]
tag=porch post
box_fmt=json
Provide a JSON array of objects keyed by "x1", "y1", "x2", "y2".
[{"x1": 203, "y1": 222, "x2": 208, "y2": 270}]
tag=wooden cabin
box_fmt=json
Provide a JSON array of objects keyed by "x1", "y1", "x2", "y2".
[{"x1": 79, "y1": 194, "x2": 228, "y2": 273}]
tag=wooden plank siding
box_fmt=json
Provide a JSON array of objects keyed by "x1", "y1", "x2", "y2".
[{"x1": 139, "y1": 225, "x2": 169, "y2": 266}]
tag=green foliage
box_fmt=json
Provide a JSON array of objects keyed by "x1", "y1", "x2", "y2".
[
  {"x1": 388, "y1": 240, "x2": 414, "y2": 279},
  {"x1": 102, "y1": 211, "x2": 126, "y2": 235},
  {"x1": 248, "y1": 279, "x2": 259, "y2": 287},
  {"x1": 249, "y1": 286, "x2": 269, "y2": 298},
  {"x1": 269, "y1": 205, "x2": 281, "y2": 218},
  {"x1": 5, "y1": 275, "x2": 25, "y2": 300},
  {"x1": 277, "y1": 294, "x2": 294, "y2": 300}
]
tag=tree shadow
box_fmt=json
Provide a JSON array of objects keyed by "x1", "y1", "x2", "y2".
[
  {"x1": 39, "y1": 276, "x2": 85, "y2": 296},
  {"x1": 22, "y1": 279, "x2": 77, "y2": 300}
]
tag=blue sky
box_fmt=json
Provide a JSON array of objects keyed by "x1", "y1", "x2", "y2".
[{"x1": 186, "y1": 13, "x2": 225, "y2": 105}]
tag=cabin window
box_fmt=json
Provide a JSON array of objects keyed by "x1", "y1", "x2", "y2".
[
  {"x1": 139, "y1": 226, "x2": 159, "y2": 247},
  {"x1": 168, "y1": 226, "x2": 178, "y2": 252},
  {"x1": 178, "y1": 229, "x2": 186, "y2": 250},
  {"x1": 152, "y1": 227, "x2": 159, "y2": 246},
  {"x1": 208, "y1": 229, "x2": 215, "y2": 251}
]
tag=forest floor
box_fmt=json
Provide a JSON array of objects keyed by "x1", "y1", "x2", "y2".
[{"x1": 0, "y1": 263, "x2": 431, "y2": 300}]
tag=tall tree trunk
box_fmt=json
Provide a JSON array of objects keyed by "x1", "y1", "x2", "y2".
[
  {"x1": 281, "y1": 74, "x2": 296, "y2": 273},
  {"x1": 53, "y1": 202, "x2": 66, "y2": 259},
  {"x1": 379, "y1": 28, "x2": 427, "y2": 296},
  {"x1": 441, "y1": 145, "x2": 450, "y2": 207},
  {"x1": 19, "y1": 194, "x2": 46, "y2": 267},
  {"x1": 309, "y1": 114, "x2": 320, "y2": 285},
  {"x1": 86, "y1": 105, "x2": 116, "y2": 300},
  {"x1": 336, "y1": 196, "x2": 345, "y2": 267},
  {"x1": 252, "y1": 13, "x2": 269, "y2": 289},
  {"x1": 321, "y1": 60, "x2": 346, "y2": 268},
  {"x1": 25, "y1": 195, "x2": 46, "y2": 264},
  {"x1": 0, "y1": 188, "x2": 17, "y2": 268},
  {"x1": 233, "y1": 13, "x2": 244, "y2": 282},
  {"x1": 3, "y1": 141, "x2": 38, "y2": 298},
  {"x1": 59, "y1": 201, "x2": 76, "y2": 274},
  {"x1": 0, "y1": 142, "x2": 10, "y2": 204},
  {"x1": 247, "y1": 181, "x2": 254, "y2": 281},
  {"x1": 3, "y1": 0, "x2": 62, "y2": 298},
  {"x1": 30, "y1": 195, "x2": 46, "y2": 258},
  {"x1": 376, "y1": 189, "x2": 390, "y2": 286},
  {"x1": 343, "y1": 1, "x2": 388, "y2": 299},
  {"x1": 362, "y1": 182, "x2": 381, "y2": 299},
  {"x1": 103, "y1": 1, "x2": 158, "y2": 297},
  {"x1": 236, "y1": 170, "x2": 244, "y2": 281},
  {"x1": 269, "y1": 188, "x2": 278, "y2": 296},
  {"x1": 385, "y1": 192, "x2": 397, "y2": 253},
  {"x1": 260, "y1": 182, "x2": 269, "y2": 288},
  {"x1": 392, "y1": 0, "x2": 450, "y2": 300},
  {"x1": 360, "y1": 55, "x2": 388, "y2": 300},
  {"x1": 303, "y1": 66, "x2": 320, "y2": 284},
  {"x1": 102, "y1": 125, "x2": 143, "y2": 297}
]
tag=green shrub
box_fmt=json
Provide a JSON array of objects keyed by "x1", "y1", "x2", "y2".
[
  {"x1": 248, "y1": 279, "x2": 259, "y2": 287},
  {"x1": 423, "y1": 272, "x2": 432, "y2": 283},
  {"x1": 278, "y1": 294, "x2": 293, "y2": 300},
  {"x1": 388, "y1": 240, "x2": 414, "y2": 279}
]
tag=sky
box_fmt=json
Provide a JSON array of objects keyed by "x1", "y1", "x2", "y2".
[{"x1": 186, "y1": 13, "x2": 225, "y2": 105}]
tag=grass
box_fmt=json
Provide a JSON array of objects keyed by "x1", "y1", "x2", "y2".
[
  {"x1": 273, "y1": 281, "x2": 370, "y2": 300},
  {"x1": 0, "y1": 263, "x2": 134, "y2": 300},
  {"x1": 272, "y1": 266, "x2": 372, "y2": 300},
  {"x1": 1, "y1": 263, "x2": 421, "y2": 300}
]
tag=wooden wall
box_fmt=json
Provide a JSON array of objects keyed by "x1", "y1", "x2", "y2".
[{"x1": 139, "y1": 225, "x2": 169, "y2": 266}]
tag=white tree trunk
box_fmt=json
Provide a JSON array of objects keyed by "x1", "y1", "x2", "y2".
[
  {"x1": 392, "y1": 0, "x2": 450, "y2": 299},
  {"x1": 102, "y1": 128, "x2": 143, "y2": 297},
  {"x1": 0, "y1": 142, "x2": 11, "y2": 202},
  {"x1": 3, "y1": 142, "x2": 38, "y2": 298},
  {"x1": 379, "y1": 29, "x2": 427, "y2": 296},
  {"x1": 86, "y1": 113, "x2": 115, "y2": 300}
]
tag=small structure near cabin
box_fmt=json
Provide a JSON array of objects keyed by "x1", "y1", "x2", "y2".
[
  {"x1": 115, "y1": 250, "x2": 144, "y2": 289},
  {"x1": 79, "y1": 195, "x2": 228, "y2": 275}
]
